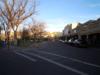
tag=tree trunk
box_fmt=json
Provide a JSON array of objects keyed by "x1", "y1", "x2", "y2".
[
  {"x1": 14, "y1": 31, "x2": 17, "y2": 40},
  {"x1": 14, "y1": 31, "x2": 17, "y2": 46},
  {"x1": 7, "y1": 31, "x2": 10, "y2": 50},
  {"x1": 0, "y1": 31, "x2": 1, "y2": 40}
]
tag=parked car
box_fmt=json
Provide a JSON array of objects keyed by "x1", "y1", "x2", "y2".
[
  {"x1": 73, "y1": 39, "x2": 80, "y2": 46},
  {"x1": 64, "y1": 40, "x2": 68, "y2": 44},
  {"x1": 67, "y1": 39, "x2": 74, "y2": 45},
  {"x1": 73, "y1": 39, "x2": 88, "y2": 48}
]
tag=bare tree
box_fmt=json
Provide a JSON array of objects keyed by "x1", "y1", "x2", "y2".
[
  {"x1": 21, "y1": 27, "x2": 30, "y2": 40},
  {"x1": 0, "y1": 15, "x2": 7, "y2": 38},
  {"x1": 29, "y1": 21, "x2": 46, "y2": 41},
  {"x1": 0, "y1": 0, "x2": 37, "y2": 43}
]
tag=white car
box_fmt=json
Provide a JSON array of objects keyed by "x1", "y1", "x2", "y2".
[
  {"x1": 73, "y1": 39, "x2": 88, "y2": 47},
  {"x1": 73, "y1": 39, "x2": 80, "y2": 44},
  {"x1": 67, "y1": 39, "x2": 74, "y2": 45}
]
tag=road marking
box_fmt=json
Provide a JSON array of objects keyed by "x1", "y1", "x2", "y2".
[
  {"x1": 15, "y1": 52, "x2": 37, "y2": 62},
  {"x1": 17, "y1": 51, "x2": 88, "y2": 75},
  {"x1": 15, "y1": 48, "x2": 100, "y2": 68},
  {"x1": 31, "y1": 50, "x2": 100, "y2": 68}
]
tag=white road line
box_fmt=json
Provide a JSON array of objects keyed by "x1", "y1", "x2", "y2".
[
  {"x1": 15, "y1": 48, "x2": 100, "y2": 68},
  {"x1": 17, "y1": 51, "x2": 88, "y2": 75},
  {"x1": 15, "y1": 52, "x2": 37, "y2": 62},
  {"x1": 32, "y1": 50, "x2": 100, "y2": 68}
]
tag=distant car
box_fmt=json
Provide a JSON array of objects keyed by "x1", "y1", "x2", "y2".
[
  {"x1": 64, "y1": 40, "x2": 68, "y2": 43},
  {"x1": 67, "y1": 39, "x2": 74, "y2": 45},
  {"x1": 59, "y1": 40, "x2": 65, "y2": 43},
  {"x1": 73, "y1": 39, "x2": 88, "y2": 48},
  {"x1": 73, "y1": 39, "x2": 80, "y2": 46}
]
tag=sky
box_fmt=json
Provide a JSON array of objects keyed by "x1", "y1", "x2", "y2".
[
  {"x1": 1, "y1": 0, "x2": 100, "y2": 32},
  {"x1": 35, "y1": 0, "x2": 100, "y2": 32}
]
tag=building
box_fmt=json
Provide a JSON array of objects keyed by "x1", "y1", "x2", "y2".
[
  {"x1": 63, "y1": 24, "x2": 72, "y2": 37},
  {"x1": 63, "y1": 23, "x2": 80, "y2": 40},
  {"x1": 77, "y1": 19, "x2": 100, "y2": 46},
  {"x1": 63, "y1": 18, "x2": 100, "y2": 46},
  {"x1": 63, "y1": 24, "x2": 72, "y2": 40}
]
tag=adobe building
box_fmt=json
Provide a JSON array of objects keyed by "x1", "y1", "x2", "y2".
[
  {"x1": 63, "y1": 24, "x2": 72, "y2": 40},
  {"x1": 72, "y1": 18, "x2": 100, "y2": 46},
  {"x1": 62, "y1": 18, "x2": 100, "y2": 46}
]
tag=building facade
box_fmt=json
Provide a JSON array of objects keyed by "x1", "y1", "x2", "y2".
[{"x1": 63, "y1": 18, "x2": 100, "y2": 46}]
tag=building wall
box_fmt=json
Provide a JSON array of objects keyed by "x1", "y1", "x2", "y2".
[{"x1": 63, "y1": 24, "x2": 72, "y2": 37}]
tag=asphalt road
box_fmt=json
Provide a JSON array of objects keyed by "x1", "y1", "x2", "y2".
[{"x1": 0, "y1": 41, "x2": 100, "y2": 75}]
